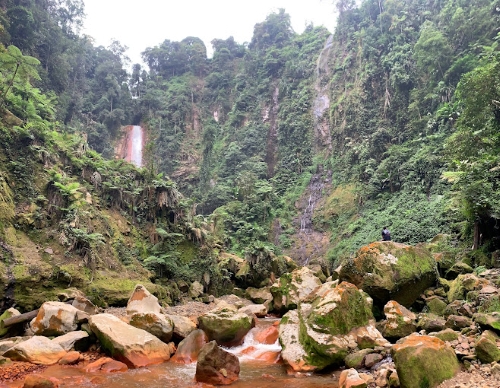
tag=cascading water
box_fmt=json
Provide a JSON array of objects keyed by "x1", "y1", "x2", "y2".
[{"x1": 128, "y1": 125, "x2": 143, "y2": 167}]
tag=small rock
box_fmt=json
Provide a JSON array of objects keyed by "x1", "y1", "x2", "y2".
[
  {"x1": 195, "y1": 341, "x2": 240, "y2": 385},
  {"x1": 23, "y1": 374, "x2": 60, "y2": 388},
  {"x1": 84, "y1": 357, "x2": 128, "y2": 373},
  {"x1": 364, "y1": 353, "x2": 383, "y2": 368},
  {"x1": 58, "y1": 351, "x2": 82, "y2": 365}
]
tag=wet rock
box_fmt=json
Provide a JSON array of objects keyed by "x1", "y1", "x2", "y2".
[
  {"x1": 278, "y1": 310, "x2": 314, "y2": 372},
  {"x1": 58, "y1": 351, "x2": 82, "y2": 365},
  {"x1": 126, "y1": 284, "x2": 162, "y2": 315},
  {"x1": 338, "y1": 368, "x2": 367, "y2": 388},
  {"x1": 188, "y1": 281, "x2": 204, "y2": 299},
  {"x1": 270, "y1": 267, "x2": 322, "y2": 313},
  {"x1": 170, "y1": 329, "x2": 209, "y2": 364},
  {"x1": 198, "y1": 305, "x2": 253, "y2": 346},
  {"x1": 30, "y1": 302, "x2": 80, "y2": 336},
  {"x1": 22, "y1": 374, "x2": 60, "y2": 388},
  {"x1": 89, "y1": 313, "x2": 170, "y2": 368},
  {"x1": 338, "y1": 242, "x2": 437, "y2": 307},
  {"x1": 84, "y1": 357, "x2": 128, "y2": 373},
  {"x1": 195, "y1": 341, "x2": 240, "y2": 385},
  {"x1": 245, "y1": 287, "x2": 272, "y2": 304},
  {"x1": 391, "y1": 334, "x2": 459, "y2": 388},
  {"x1": 51, "y1": 331, "x2": 90, "y2": 352},
  {"x1": 380, "y1": 300, "x2": 417, "y2": 340},
  {"x1": 3, "y1": 336, "x2": 66, "y2": 365},
  {"x1": 166, "y1": 314, "x2": 197, "y2": 340},
  {"x1": 129, "y1": 312, "x2": 174, "y2": 343},
  {"x1": 254, "y1": 325, "x2": 279, "y2": 344},
  {"x1": 475, "y1": 330, "x2": 500, "y2": 363}
]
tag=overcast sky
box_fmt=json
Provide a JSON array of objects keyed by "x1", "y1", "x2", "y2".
[{"x1": 82, "y1": 0, "x2": 337, "y2": 66}]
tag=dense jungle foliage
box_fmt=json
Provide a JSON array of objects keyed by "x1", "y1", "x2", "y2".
[{"x1": 0, "y1": 0, "x2": 500, "y2": 307}]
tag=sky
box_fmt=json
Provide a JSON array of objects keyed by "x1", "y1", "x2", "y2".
[{"x1": 82, "y1": 0, "x2": 337, "y2": 66}]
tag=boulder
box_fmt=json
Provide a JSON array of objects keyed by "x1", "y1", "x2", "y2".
[
  {"x1": 129, "y1": 312, "x2": 174, "y2": 343},
  {"x1": 426, "y1": 296, "x2": 447, "y2": 316},
  {"x1": 0, "y1": 308, "x2": 20, "y2": 337},
  {"x1": 339, "y1": 368, "x2": 367, "y2": 388},
  {"x1": 380, "y1": 300, "x2": 417, "y2": 340},
  {"x1": 429, "y1": 328, "x2": 459, "y2": 342},
  {"x1": 443, "y1": 300, "x2": 474, "y2": 318},
  {"x1": 474, "y1": 312, "x2": 500, "y2": 332},
  {"x1": 344, "y1": 349, "x2": 374, "y2": 369},
  {"x1": 198, "y1": 305, "x2": 253, "y2": 346},
  {"x1": 445, "y1": 315, "x2": 473, "y2": 330},
  {"x1": 30, "y1": 302, "x2": 80, "y2": 336},
  {"x1": 475, "y1": 330, "x2": 500, "y2": 363},
  {"x1": 364, "y1": 353, "x2": 383, "y2": 368},
  {"x1": 170, "y1": 329, "x2": 209, "y2": 364},
  {"x1": 195, "y1": 341, "x2": 240, "y2": 385},
  {"x1": 338, "y1": 241, "x2": 438, "y2": 307},
  {"x1": 254, "y1": 325, "x2": 279, "y2": 345},
  {"x1": 88, "y1": 313, "x2": 170, "y2": 368},
  {"x1": 352, "y1": 324, "x2": 390, "y2": 349},
  {"x1": 188, "y1": 281, "x2": 204, "y2": 299},
  {"x1": 166, "y1": 314, "x2": 197, "y2": 340},
  {"x1": 51, "y1": 331, "x2": 90, "y2": 351},
  {"x1": 447, "y1": 274, "x2": 488, "y2": 302},
  {"x1": 84, "y1": 357, "x2": 128, "y2": 373},
  {"x1": 270, "y1": 267, "x2": 322, "y2": 312},
  {"x1": 391, "y1": 335, "x2": 459, "y2": 388},
  {"x1": 3, "y1": 336, "x2": 66, "y2": 365},
  {"x1": 245, "y1": 287, "x2": 272, "y2": 304},
  {"x1": 71, "y1": 296, "x2": 98, "y2": 315},
  {"x1": 278, "y1": 310, "x2": 314, "y2": 372},
  {"x1": 445, "y1": 261, "x2": 474, "y2": 280},
  {"x1": 416, "y1": 313, "x2": 446, "y2": 333},
  {"x1": 238, "y1": 304, "x2": 267, "y2": 318},
  {"x1": 126, "y1": 284, "x2": 161, "y2": 315},
  {"x1": 22, "y1": 374, "x2": 60, "y2": 388},
  {"x1": 0, "y1": 336, "x2": 29, "y2": 354},
  {"x1": 58, "y1": 351, "x2": 82, "y2": 365}
]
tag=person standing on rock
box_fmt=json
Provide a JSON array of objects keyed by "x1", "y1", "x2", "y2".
[{"x1": 382, "y1": 227, "x2": 391, "y2": 241}]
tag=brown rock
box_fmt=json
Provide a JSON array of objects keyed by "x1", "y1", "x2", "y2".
[
  {"x1": 171, "y1": 329, "x2": 209, "y2": 364},
  {"x1": 23, "y1": 374, "x2": 60, "y2": 388},
  {"x1": 126, "y1": 284, "x2": 161, "y2": 315},
  {"x1": 339, "y1": 368, "x2": 368, "y2": 388},
  {"x1": 84, "y1": 357, "x2": 128, "y2": 373},
  {"x1": 195, "y1": 341, "x2": 240, "y2": 385},
  {"x1": 58, "y1": 351, "x2": 82, "y2": 365},
  {"x1": 254, "y1": 326, "x2": 279, "y2": 344},
  {"x1": 364, "y1": 353, "x2": 383, "y2": 368},
  {"x1": 30, "y1": 302, "x2": 80, "y2": 336}
]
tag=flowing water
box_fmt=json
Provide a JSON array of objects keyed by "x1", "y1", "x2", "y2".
[
  {"x1": 6, "y1": 319, "x2": 339, "y2": 388},
  {"x1": 129, "y1": 125, "x2": 143, "y2": 167}
]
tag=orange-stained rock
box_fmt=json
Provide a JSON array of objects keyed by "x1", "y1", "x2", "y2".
[
  {"x1": 30, "y1": 302, "x2": 80, "y2": 336},
  {"x1": 254, "y1": 326, "x2": 279, "y2": 344},
  {"x1": 254, "y1": 351, "x2": 280, "y2": 363},
  {"x1": 391, "y1": 334, "x2": 459, "y2": 388},
  {"x1": 171, "y1": 329, "x2": 209, "y2": 364},
  {"x1": 4, "y1": 336, "x2": 66, "y2": 365},
  {"x1": 84, "y1": 357, "x2": 128, "y2": 373},
  {"x1": 23, "y1": 374, "x2": 60, "y2": 388},
  {"x1": 339, "y1": 368, "x2": 367, "y2": 388},
  {"x1": 58, "y1": 351, "x2": 82, "y2": 365},
  {"x1": 89, "y1": 314, "x2": 170, "y2": 368},
  {"x1": 126, "y1": 285, "x2": 161, "y2": 315}
]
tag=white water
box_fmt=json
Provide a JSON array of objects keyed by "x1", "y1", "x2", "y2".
[
  {"x1": 225, "y1": 326, "x2": 282, "y2": 362},
  {"x1": 130, "y1": 125, "x2": 143, "y2": 167}
]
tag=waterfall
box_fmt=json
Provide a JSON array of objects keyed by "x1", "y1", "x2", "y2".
[{"x1": 125, "y1": 125, "x2": 143, "y2": 167}]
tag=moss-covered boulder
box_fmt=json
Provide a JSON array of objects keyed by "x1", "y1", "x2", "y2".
[
  {"x1": 391, "y1": 335, "x2": 459, "y2": 388},
  {"x1": 298, "y1": 282, "x2": 387, "y2": 370},
  {"x1": 475, "y1": 330, "x2": 500, "y2": 363},
  {"x1": 416, "y1": 313, "x2": 446, "y2": 333},
  {"x1": 446, "y1": 273, "x2": 489, "y2": 302},
  {"x1": 0, "y1": 308, "x2": 20, "y2": 337},
  {"x1": 473, "y1": 312, "x2": 500, "y2": 332},
  {"x1": 129, "y1": 312, "x2": 174, "y2": 343},
  {"x1": 444, "y1": 261, "x2": 474, "y2": 280},
  {"x1": 270, "y1": 267, "x2": 322, "y2": 313},
  {"x1": 198, "y1": 305, "x2": 254, "y2": 346},
  {"x1": 426, "y1": 296, "x2": 447, "y2": 316},
  {"x1": 278, "y1": 310, "x2": 315, "y2": 372},
  {"x1": 429, "y1": 328, "x2": 459, "y2": 342},
  {"x1": 338, "y1": 242, "x2": 438, "y2": 307},
  {"x1": 380, "y1": 300, "x2": 417, "y2": 340}
]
